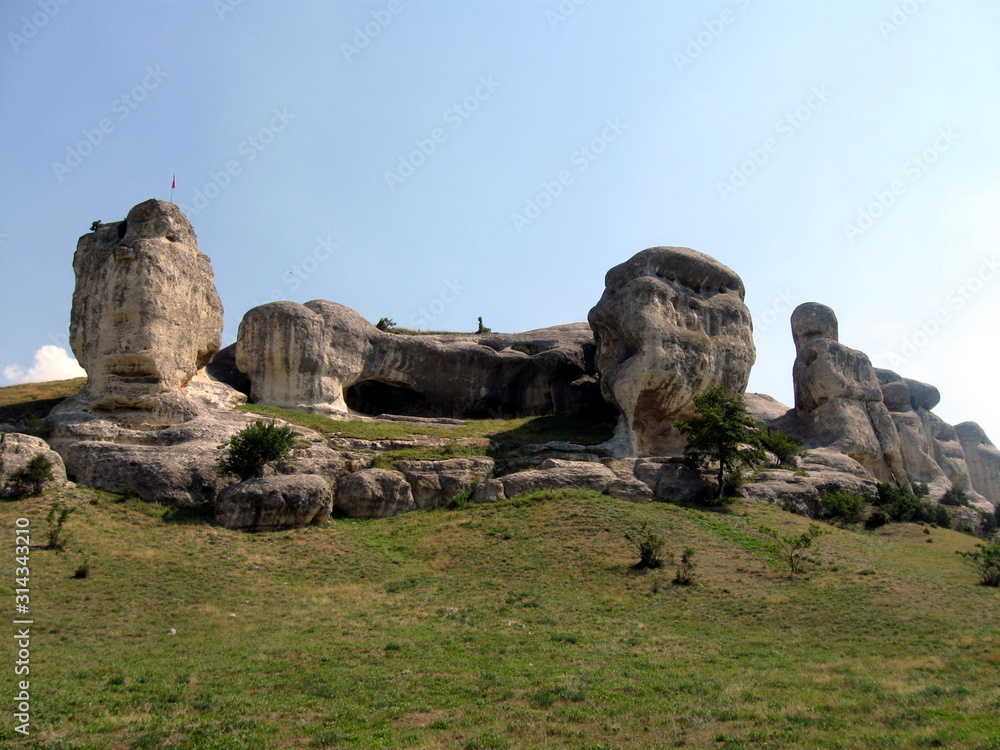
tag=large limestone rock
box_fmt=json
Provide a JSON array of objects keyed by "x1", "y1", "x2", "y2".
[
  {"x1": 955, "y1": 422, "x2": 1000, "y2": 507},
  {"x1": 587, "y1": 247, "x2": 756, "y2": 457},
  {"x1": 236, "y1": 301, "x2": 601, "y2": 420},
  {"x1": 394, "y1": 457, "x2": 495, "y2": 509},
  {"x1": 741, "y1": 448, "x2": 878, "y2": 513},
  {"x1": 68, "y1": 199, "x2": 225, "y2": 424},
  {"x1": 335, "y1": 468, "x2": 416, "y2": 518},
  {"x1": 215, "y1": 474, "x2": 333, "y2": 531},
  {"x1": 0, "y1": 433, "x2": 67, "y2": 497},
  {"x1": 781, "y1": 303, "x2": 905, "y2": 484}
]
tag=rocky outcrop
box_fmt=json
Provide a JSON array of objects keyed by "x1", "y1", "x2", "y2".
[
  {"x1": 335, "y1": 468, "x2": 416, "y2": 518},
  {"x1": 778, "y1": 303, "x2": 905, "y2": 485},
  {"x1": 0, "y1": 433, "x2": 67, "y2": 497},
  {"x1": 215, "y1": 474, "x2": 333, "y2": 531},
  {"x1": 741, "y1": 448, "x2": 878, "y2": 513},
  {"x1": 67, "y1": 199, "x2": 226, "y2": 424},
  {"x1": 394, "y1": 457, "x2": 494, "y2": 509},
  {"x1": 588, "y1": 247, "x2": 756, "y2": 457},
  {"x1": 236, "y1": 300, "x2": 601, "y2": 419},
  {"x1": 955, "y1": 422, "x2": 1000, "y2": 507}
]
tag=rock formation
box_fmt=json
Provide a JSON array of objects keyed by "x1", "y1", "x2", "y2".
[
  {"x1": 215, "y1": 474, "x2": 333, "y2": 531},
  {"x1": 236, "y1": 300, "x2": 602, "y2": 419},
  {"x1": 587, "y1": 246, "x2": 756, "y2": 457},
  {"x1": 778, "y1": 302, "x2": 905, "y2": 485},
  {"x1": 955, "y1": 422, "x2": 1000, "y2": 506},
  {"x1": 68, "y1": 199, "x2": 225, "y2": 424},
  {"x1": 0, "y1": 433, "x2": 67, "y2": 497}
]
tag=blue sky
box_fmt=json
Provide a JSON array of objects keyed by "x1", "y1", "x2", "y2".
[{"x1": 2, "y1": 0, "x2": 998, "y2": 441}]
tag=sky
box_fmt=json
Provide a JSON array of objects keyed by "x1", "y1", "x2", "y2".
[{"x1": 1, "y1": 0, "x2": 998, "y2": 440}]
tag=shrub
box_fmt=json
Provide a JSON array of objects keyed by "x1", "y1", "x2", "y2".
[
  {"x1": 625, "y1": 522, "x2": 666, "y2": 569},
  {"x1": 218, "y1": 420, "x2": 297, "y2": 481},
  {"x1": 476, "y1": 316, "x2": 492, "y2": 334},
  {"x1": 73, "y1": 558, "x2": 90, "y2": 579},
  {"x1": 865, "y1": 509, "x2": 889, "y2": 529},
  {"x1": 375, "y1": 317, "x2": 396, "y2": 332},
  {"x1": 818, "y1": 489, "x2": 868, "y2": 525},
  {"x1": 672, "y1": 547, "x2": 696, "y2": 585},
  {"x1": 874, "y1": 482, "x2": 950, "y2": 527},
  {"x1": 940, "y1": 485, "x2": 970, "y2": 507},
  {"x1": 956, "y1": 540, "x2": 1000, "y2": 586},
  {"x1": 45, "y1": 501, "x2": 74, "y2": 551},
  {"x1": 758, "y1": 426, "x2": 803, "y2": 465},
  {"x1": 759, "y1": 523, "x2": 827, "y2": 575},
  {"x1": 7, "y1": 454, "x2": 55, "y2": 496}
]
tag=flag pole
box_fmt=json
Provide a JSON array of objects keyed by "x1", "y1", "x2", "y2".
[{"x1": 170, "y1": 174, "x2": 176, "y2": 203}]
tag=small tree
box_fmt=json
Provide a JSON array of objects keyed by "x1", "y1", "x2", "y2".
[
  {"x1": 376, "y1": 317, "x2": 396, "y2": 332},
  {"x1": 759, "y1": 523, "x2": 827, "y2": 575},
  {"x1": 45, "y1": 501, "x2": 74, "y2": 551},
  {"x1": 625, "y1": 522, "x2": 666, "y2": 569},
  {"x1": 476, "y1": 316, "x2": 491, "y2": 334},
  {"x1": 7, "y1": 455, "x2": 55, "y2": 496},
  {"x1": 758, "y1": 426, "x2": 803, "y2": 466},
  {"x1": 956, "y1": 540, "x2": 1000, "y2": 586},
  {"x1": 818, "y1": 488, "x2": 867, "y2": 526},
  {"x1": 218, "y1": 421, "x2": 297, "y2": 481},
  {"x1": 677, "y1": 386, "x2": 765, "y2": 500},
  {"x1": 672, "y1": 547, "x2": 696, "y2": 585}
]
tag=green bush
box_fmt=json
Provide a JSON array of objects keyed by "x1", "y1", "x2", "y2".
[
  {"x1": 45, "y1": 501, "x2": 74, "y2": 551},
  {"x1": 625, "y1": 522, "x2": 666, "y2": 569},
  {"x1": 758, "y1": 426, "x2": 803, "y2": 465},
  {"x1": 672, "y1": 547, "x2": 696, "y2": 585},
  {"x1": 818, "y1": 489, "x2": 868, "y2": 525},
  {"x1": 940, "y1": 485, "x2": 970, "y2": 507},
  {"x1": 375, "y1": 317, "x2": 396, "y2": 332},
  {"x1": 865, "y1": 509, "x2": 889, "y2": 529},
  {"x1": 874, "y1": 482, "x2": 951, "y2": 527},
  {"x1": 7, "y1": 454, "x2": 55, "y2": 496},
  {"x1": 759, "y1": 523, "x2": 827, "y2": 575},
  {"x1": 218, "y1": 421, "x2": 297, "y2": 481},
  {"x1": 956, "y1": 540, "x2": 1000, "y2": 586}
]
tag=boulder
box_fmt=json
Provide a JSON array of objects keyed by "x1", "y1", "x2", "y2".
[
  {"x1": 215, "y1": 474, "x2": 333, "y2": 531},
  {"x1": 741, "y1": 448, "x2": 877, "y2": 514},
  {"x1": 470, "y1": 458, "x2": 653, "y2": 503},
  {"x1": 632, "y1": 458, "x2": 713, "y2": 503},
  {"x1": 786, "y1": 303, "x2": 905, "y2": 484},
  {"x1": 743, "y1": 393, "x2": 790, "y2": 424},
  {"x1": 236, "y1": 300, "x2": 602, "y2": 420},
  {"x1": 955, "y1": 422, "x2": 1000, "y2": 507},
  {"x1": 587, "y1": 247, "x2": 755, "y2": 457},
  {"x1": 394, "y1": 457, "x2": 495, "y2": 509},
  {"x1": 67, "y1": 199, "x2": 226, "y2": 424},
  {"x1": 0, "y1": 433, "x2": 67, "y2": 497},
  {"x1": 335, "y1": 469, "x2": 416, "y2": 518}
]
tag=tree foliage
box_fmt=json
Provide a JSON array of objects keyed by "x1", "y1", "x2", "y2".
[
  {"x1": 956, "y1": 540, "x2": 1000, "y2": 586},
  {"x1": 759, "y1": 523, "x2": 827, "y2": 575},
  {"x1": 7, "y1": 454, "x2": 55, "y2": 497},
  {"x1": 677, "y1": 386, "x2": 765, "y2": 499},
  {"x1": 218, "y1": 420, "x2": 297, "y2": 481}
]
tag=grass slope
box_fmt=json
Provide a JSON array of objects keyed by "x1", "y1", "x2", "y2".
[
  {"x1": 0, "y1": 378, "x2": 86, "y2": 424},
  {"x1": 3, "y1": 487, "x2": 998, "y2": 749}
]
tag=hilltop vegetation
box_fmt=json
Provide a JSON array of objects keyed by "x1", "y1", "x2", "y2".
[{"x1": 3, "y1": 484, "x2": 999, "y2": 749}]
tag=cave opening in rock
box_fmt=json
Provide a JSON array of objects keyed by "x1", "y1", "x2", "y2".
[{"x1": 345, "y1": 379, "x2": 429, "y2": 417}]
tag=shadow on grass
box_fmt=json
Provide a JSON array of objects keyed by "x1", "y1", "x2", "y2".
[
  {"x1": 162, "y1": 504, "x2": 216, "y2": 525},
  {"x1": 488, "y1": 411, "x2": 616, "y2": 458}
]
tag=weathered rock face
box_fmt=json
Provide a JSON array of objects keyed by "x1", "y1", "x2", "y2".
[
  {"x1": 955, "y1": 422, "x2": 1000, "y2": 507},
  {"x1": 236, "y1": 300, "x2": 602, "y2": 419},
  {"x1": 335, "y1": 468, "x2": 416, "y2": 518},
  {"x1": 394, "y1": 457, "x2": 495, "y2": 509},
  {"x1": 786, "y1": 303, "x2": 905, "y2": 484},
  {"x1": 587, "y1": 247, "x2": 756, "y2": 457},
  {"x1": 215, "y1": 474, "x2": 333, "y2": 531},
  {"x1": 69, "y1": 199, "x2": 224, "y2": 423},
  {"x1": 0, "y1": 432, "x2": 67, "y2": 497}
]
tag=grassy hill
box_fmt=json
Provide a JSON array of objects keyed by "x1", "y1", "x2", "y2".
[{"x1": 3, "y1": 484, "x2": 998, "y2": 749}]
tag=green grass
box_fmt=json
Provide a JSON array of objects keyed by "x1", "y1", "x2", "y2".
[
  {"x1": 0, "y1": 378, "x2": 86, "y2": 424},
  {"x1": 3, "y1": 486, "x2": 999, "y2": 749}
]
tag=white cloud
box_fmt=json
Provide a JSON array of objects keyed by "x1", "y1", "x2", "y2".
[{"x1": 3, "y1": 346, "x2": 86, "y2": 384}]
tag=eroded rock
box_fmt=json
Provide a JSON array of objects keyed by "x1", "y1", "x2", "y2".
[
  {"x1": 588, "y1": 247, "x2": 755, "y2": 457},
  {"x1": 215, "y1": 474, "x2": 333, "y2": 531},
  {"x1": 0, "y1": 433, "x2": 67, "y2": 497},
  {"x1": 335, "y1": 468, "x2": 416, "y2": 518}
]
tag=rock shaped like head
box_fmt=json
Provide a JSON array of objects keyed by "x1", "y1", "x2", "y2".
[
  {"x1": 588, "y1": 247, "x2": 756, "y2": 456},
  {"x1": 69, "y1": 200, "x2": 223, "y2": 417}
]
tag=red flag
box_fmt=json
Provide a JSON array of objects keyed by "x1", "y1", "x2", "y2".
[{"x1": 171, "y1": 174, "x2": 176, "y2": 189}]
